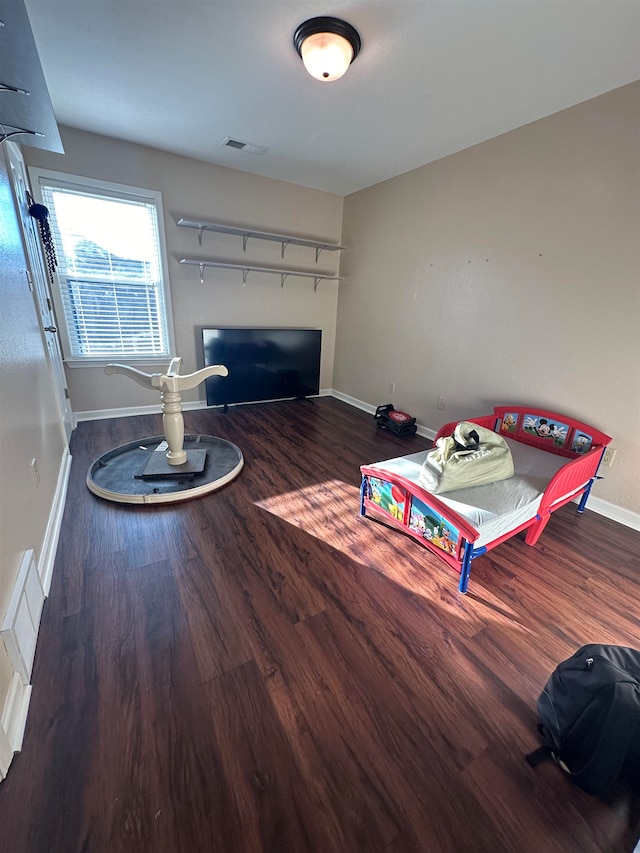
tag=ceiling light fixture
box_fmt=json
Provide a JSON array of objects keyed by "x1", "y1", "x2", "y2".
[{"x1": 293, "y1": 16, "x2": 361, "y2": 82}]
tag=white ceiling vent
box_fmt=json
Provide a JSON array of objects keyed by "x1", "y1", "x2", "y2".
[{"x1": 222, "y1": 137, "x2": 269, "y2": 156}]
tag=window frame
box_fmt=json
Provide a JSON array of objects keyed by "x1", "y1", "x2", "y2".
[{"x1": 28, "y1": 167, "x2": 175, "y2": 368}]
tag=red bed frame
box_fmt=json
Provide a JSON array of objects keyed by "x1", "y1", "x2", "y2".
[{"x1": 360, "y1": 406, "x2": 611, "y2": 593}]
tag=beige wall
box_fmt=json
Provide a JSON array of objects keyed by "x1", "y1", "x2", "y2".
[
  {"x1": 25, "y1": 128, "x2": 343, "y2": 414},
  {"x1": 0, "y1": 148, "x2": 67, "y2": 706},
  {"x1": 335, "y1": 83, "x2": 640, "y2": 514}
]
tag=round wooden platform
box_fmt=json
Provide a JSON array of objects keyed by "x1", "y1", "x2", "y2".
[{"x1": 86, "y1": 434, "x2": 244, "y2": 504}]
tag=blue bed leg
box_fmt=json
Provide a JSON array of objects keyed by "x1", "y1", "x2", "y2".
[
  {"x1": 577, "y1": 475, "x2": 603, "y2": 513},
  {"x1": 359, "y1": 477, "x2": 367, "y2": 516},
  {"x1": 459, "y1": 543, "x2": 474, "y2": 594},
  {"x1": 458, "y1": 543, "x2": 486, "y2": 593},
  {"x1": 577, "y1": 479, "x2": 593, "y2": 513}
]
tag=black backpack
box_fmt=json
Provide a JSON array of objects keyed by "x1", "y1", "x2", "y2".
[{"x1": 526, "y1": 644, "x2": 640, "y2": 795}]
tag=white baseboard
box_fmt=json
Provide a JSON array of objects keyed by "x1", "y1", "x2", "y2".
[
  {"x1": 0, "y1": 712, "x2": 12, "y2": 780},
  {"x1": 39, "y1": 447, "x2": 73, "y2": 596},
  {"x1": 75, "y1": 399, "x2": 208, "y2": 422},
  {"x1": 330, "y1": 389, "x2": 437, "y2": 440},
  {"x1": 583, "y1": 495, "x2": 640, "y2": 532},
  {"x1": 330, "y1": 390, "x2": 640, "y2": 532},
  {"x1": 330, "y1": 389, "x2": 378, "y2": 416},
  {"x1": 0, "y1": 448, "x2": 70, "y2": 781},
  {"x1": 0, "y1": 672, "x2": 32, "y2": 777}
]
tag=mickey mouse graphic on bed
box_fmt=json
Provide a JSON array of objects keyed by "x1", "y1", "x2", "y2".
[
  {"x1": 534, "y1": 419, "x2": 553, "y2": 437},
  {"x1": 523, "y1": 415, "x2": 568, "y2": 448}
]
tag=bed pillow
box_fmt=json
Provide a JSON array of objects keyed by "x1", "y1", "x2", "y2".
[{"x1": 419, "y1": 421, "x2": 514, "y2": 494}]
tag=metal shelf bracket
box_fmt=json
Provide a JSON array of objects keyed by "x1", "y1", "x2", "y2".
[
  {"x1": 0, "y1": 125, "x2": 44, "y2": 145},
  {"x1": 0, "y1": 81, "x2": 30, "y2": 95}
]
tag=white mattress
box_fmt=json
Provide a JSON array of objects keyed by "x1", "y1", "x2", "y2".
[{"x1": 365, "y1": 438, "x2": 581, "y2": 548}]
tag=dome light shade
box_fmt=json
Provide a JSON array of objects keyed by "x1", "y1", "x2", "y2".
[
  {"x1": 300, "y1": 31, "x2": 353, "y2": 81},
  {"x1": 293, "y1": 17, "x2": 361, "y2": 82}
]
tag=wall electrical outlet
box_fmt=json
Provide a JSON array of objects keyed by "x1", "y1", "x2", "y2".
[
  {"x1": 31, "y1": 458, "x2": 40, "y2": 487},
  {"x1": 601, "y1": 447, "x2": 617, "y2": 467},
  {"x1": 437, "y1": 396, "x2": 446, "y2": 411},
  {"x1": 388, "y1": 381, "x2": 395, "y2": 396}
]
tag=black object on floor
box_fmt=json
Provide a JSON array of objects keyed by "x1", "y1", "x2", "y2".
[
  {"x1": 526, "y1": 644, "x2": 640, "y2": 795},
  {"x1": 374, "y1": 403, "x2": 417, "y2": 437}
]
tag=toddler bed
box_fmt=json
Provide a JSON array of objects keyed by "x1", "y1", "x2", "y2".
[{"x1": 360, "y1": 406, "x2": 611, "y2": 593}]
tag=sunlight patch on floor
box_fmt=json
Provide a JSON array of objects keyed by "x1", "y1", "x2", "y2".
[{"x1": 255, "y1": 479, "x2": 526, "y2": 629}]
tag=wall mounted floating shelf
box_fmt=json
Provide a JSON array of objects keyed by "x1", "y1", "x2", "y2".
[
  {"x1": 179, "y1": 258, "x2": 343, "y2": 290},
  {"x1": 177, "y1": 217, "x2": 346, "y2": 262},
  {"x1": 0, "y1": 0, "x2": 64, "y2": 152}
]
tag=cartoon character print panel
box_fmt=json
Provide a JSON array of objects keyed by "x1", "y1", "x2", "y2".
[
  {"x1": 523, "y1": 414, "x2": 570, "y2": 448},
  {"x1": 408, "y1": 495, "x2": 459, "y2": 556},
  {"x1": 570, "y1": 431, "x2": 594, "y2": 455},
  {"x1": 501, "y1": 412, "x2": 519, "y2": 434},
  {"x1": 368, "y1": 477, "x2": 405, "y2": 521}
]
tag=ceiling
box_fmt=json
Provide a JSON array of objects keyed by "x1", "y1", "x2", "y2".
[{"x1": 24, "y1": 0, "x2": 640, "y2": 196}]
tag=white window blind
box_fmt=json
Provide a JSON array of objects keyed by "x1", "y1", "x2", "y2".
[{"x1": 38, "y1": 180, "x2": 171, "y2": 361}]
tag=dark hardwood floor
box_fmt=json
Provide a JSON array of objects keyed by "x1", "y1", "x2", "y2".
[{"x1": 0, "y1": 396, "x2": 638, "y2": 853}]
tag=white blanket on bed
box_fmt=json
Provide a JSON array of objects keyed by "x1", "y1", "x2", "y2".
[{"x1": 367, "y1": 438, "x2": 582, "y2": 548}]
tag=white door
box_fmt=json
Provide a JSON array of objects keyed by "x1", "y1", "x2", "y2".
[{"x1": 5, "y1": 142, "x2": 73, "y2": 444}]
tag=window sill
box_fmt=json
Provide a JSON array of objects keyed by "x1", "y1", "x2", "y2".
[{"x1": 64, "y1": 356, "x2": 173, "y2": 369}]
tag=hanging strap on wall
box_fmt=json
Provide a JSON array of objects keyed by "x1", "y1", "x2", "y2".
[{"x1": 27, "y1": 191, "x2": 58, "y2": 284}]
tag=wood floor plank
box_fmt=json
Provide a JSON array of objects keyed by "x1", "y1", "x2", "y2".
[
  {"x1": 0, "y1": 609, "x2": 99, "y2": 852},
  {"x1": 295, "y1": 609, "x2": 508, "y2": 852},
  {"x1": 203, "y1": 493, "x2": 329, "y2": 624},
  {"x1": 0, "y1": 397, "x2": 638, "y2": 853},
  {"x1": 204, "y1": 659, "x2": 348, "y2": 853},
  {"x1": 176, "y1": 552, "x2": 254, "y2": 681},
  {"x1": 207, "y1": 545, "x2": 405, "y2": 849},
  {"x1": 461, "y1": 744, "x2": 599, "y2": 853},
  {"x1": 74, "y1": 553, "x2": 227, "y2": 853}
]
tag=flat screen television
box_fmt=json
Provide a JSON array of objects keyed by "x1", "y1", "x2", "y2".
[{"x1": 202, "y1": 327, "x2": 322, "y2": 406}]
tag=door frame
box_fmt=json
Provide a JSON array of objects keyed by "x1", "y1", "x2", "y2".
[{"x1": 4, "y1": 141, "x2": 74, "y2": 444}]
